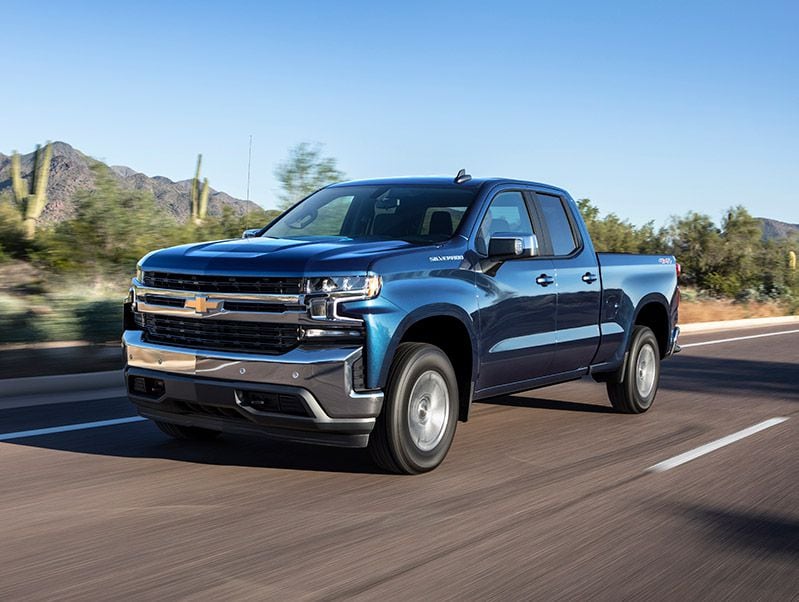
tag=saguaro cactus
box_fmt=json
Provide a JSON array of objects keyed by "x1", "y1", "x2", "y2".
[
  {"x1": 11, "y1": 142, "x2": 53, "y2": 240},
  {"x1": 190, "y1": 154, "x2": 210, "y2": 224},
  {"x1": 790, "y1": 250, "x2": 797, "y2": 271}
]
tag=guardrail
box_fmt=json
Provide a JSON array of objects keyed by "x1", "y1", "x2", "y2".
[
  {"x1": 1, "y1": 315, "x2": 797, "y2": 409},
  {"x1": 680, "y1": 315, "x2": 799, "y2": 333},
  {"x1": 0, "y1": 371, "x2": 125, "y2": 410}
]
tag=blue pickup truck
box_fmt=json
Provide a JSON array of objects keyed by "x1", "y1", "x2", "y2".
[{"x1": 123, "y1": 172, "x2": 680, "y2": 473}]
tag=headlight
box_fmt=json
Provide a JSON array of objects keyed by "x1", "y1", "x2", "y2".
[
  {"x1": 305, "y1": 274, "x2": 381, "y2": 299},
  {"x1": 305, "y1": 274, "x2": 381, "y2": 322},
  {"x1": 135, "y1": 265, "x2": 144, "y2": 283}
]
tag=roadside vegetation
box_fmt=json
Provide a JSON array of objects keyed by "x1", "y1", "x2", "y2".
[
  {"x1": 0, "y1": 145, "x2": 275, "y2": 345},
  {"x1": 0, "y1": 142, "x2": 796, "y2": 346},
  {"x1": 578, "y1": 199, "x2": 799, "y2": 317}
]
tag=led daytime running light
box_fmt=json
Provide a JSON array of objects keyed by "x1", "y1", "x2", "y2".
[{"x1": 305, "y1": 274, "x2": 381, "y2": 298}]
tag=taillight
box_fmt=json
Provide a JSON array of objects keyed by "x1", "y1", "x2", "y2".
[{"x1": 676, "y1": 262, "x2": 681, "y2": 278}]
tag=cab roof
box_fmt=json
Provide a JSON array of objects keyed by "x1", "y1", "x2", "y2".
[{"x1": 327, "y1": 176, "x2": 569, "y2": 197}]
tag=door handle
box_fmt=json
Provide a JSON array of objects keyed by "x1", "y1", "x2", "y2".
[
  {"x1": 536, "y1": 274, "x2": 555, "y2": 287},
  {"x1": 581, "y1": 272, "x2": 598, "y2": 284}
]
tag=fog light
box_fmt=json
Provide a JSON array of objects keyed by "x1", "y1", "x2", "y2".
[
  {"x1": 129, "y1": 375, "x2": 165, "y2": 398},
  {"x1": 131, "y1": 376, "x2": 147, "y2": 394}
]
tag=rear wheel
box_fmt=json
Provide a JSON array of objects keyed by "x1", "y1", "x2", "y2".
[
  {"x1": 606, "y1": 325, "x2": 661, "y2": 414},
  {"x1": 368, "y1": 343, "x2": 459, "y2": 474},
  {"x1": 154, "y1": 420, "x2": 221, "y2": 441}
]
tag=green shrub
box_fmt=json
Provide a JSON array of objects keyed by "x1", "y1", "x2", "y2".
[
  {"x1": 0, "y1": 290, "x2": 124, "y2": 344},
  {"x1": 32, "y1": 165, "x2": 279, "y2": 279},
  {"x1": 0, "y1": 197, "x2": 28, "y2": 259}
]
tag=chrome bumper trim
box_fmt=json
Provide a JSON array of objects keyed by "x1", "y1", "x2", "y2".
[
  {"x1": 123, "y1": 330, "x2": 382, "y2": 419},
  {"x1": 669, "y1": 326, "x2": 681, "y2": 355},
  {"x1": 233, "y1": 389, "x2": 374, "y2": 426}
]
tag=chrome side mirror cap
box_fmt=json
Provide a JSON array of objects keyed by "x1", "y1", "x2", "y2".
[
  {"x1": 242, "y1": 228, "x2": 260, "y2": 239},
  {"x1": 487, "y1": 234, "x2": 538, "y2": 259}
]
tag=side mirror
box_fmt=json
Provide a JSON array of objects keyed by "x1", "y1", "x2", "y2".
[
  {"x1": 242, "y1": 228, "x2": 260, "y2": 238},
  {"x1": 488, "y1": 234, "x2": 538, "y2": 260}
]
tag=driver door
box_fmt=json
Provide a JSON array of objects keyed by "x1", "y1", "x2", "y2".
[{"x1": 474, "y1": 190, "x2": 557, "y2": 393}]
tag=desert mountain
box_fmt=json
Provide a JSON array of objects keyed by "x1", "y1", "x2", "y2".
[
  {"x1": 0, "y1": 141, "x2": 261, "y2": 223},
  {"x1": 758, "y1": 217, "x2": 799, "y2": 241}
]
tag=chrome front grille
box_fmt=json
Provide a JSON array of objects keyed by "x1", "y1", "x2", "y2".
[
  {"x1": 139, "y1": 295, "x2": 185, "y2": 308},
  {"x1": 142, "y1": 272, "x2": 303, "y2": 295},
  {"x1": 131, "y1": 271, "x2": 364, "y2": 356},
  {"x1": 139, "y1": 294, "x2": 296, "y2": 314},
  {"x1": 142, "y1": 314, "x2": 300, "y2": 354},
  {"x1": 220, "y1": 301, "x2": 295, "y2": 313}
]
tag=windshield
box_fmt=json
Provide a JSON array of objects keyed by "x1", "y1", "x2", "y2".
[{"x1": 262, "y1": 185, "x2": 479, "y2": 244}]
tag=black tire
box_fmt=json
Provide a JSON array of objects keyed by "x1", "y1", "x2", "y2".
[
  {"x1": 368, "y1": 343, "x2": 459, "y2": 474},
  {"x1": 606, "y1": 325, "x2": 661, "y2": 414},
  {"x1": 153, "y1": 420, "x2": 221, "y2": 441}
]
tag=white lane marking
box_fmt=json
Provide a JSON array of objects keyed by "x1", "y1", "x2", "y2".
[
  {"x1": 646, "y1": 417, "x2": 789, "y2": 473},
  {"x1": 0, "y1": 416, "x2": 147, "y2": 442},
  {"x1": 680, "y1": 329, "x2": 799, "y2": 349}
]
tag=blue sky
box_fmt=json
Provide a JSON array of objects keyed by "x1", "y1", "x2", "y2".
[{"x1": 3, "y1": 1, "x2": 797, "y2": 226}]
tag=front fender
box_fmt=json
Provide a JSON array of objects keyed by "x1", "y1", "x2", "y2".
[
  {"x1": 340, "y1": 266, "x2": 479, "y2": 390},
  {"x1": 371, "y1": 303, "x2": 479, "y2": 390}
]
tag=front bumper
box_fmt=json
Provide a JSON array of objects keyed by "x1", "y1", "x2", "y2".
[
  {"x1": 122, "y1": 330, "x2": 383, "y2": 447},
  {"x1": 668, "y1": 326, "x2": 681, "y2": 356}
]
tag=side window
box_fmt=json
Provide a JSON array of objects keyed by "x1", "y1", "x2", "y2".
[
  {"x1": 476, "y1": 191, "x2": 534, "y2": 255},
  {"x1": 537, "y1": 193, "x2": 577, "y2": 256}
]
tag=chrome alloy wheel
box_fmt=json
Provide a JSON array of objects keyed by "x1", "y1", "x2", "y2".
[
  {"x1": 407, "y1": 370, "x2": 450, "y2": 452},
  {"x1": 635, "y1": 343, "x2": 657, "y2": 399}
]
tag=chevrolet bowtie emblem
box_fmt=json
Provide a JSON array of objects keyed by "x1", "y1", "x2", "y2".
[{"x1": 185, "y1": 296, "x2": 220, "y2": 314}]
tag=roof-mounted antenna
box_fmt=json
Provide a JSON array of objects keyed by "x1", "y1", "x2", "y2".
[{"x1": 454, "y1": 168, "x2": 472, "y2": 184}]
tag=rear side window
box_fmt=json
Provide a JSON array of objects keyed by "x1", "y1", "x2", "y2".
[{"x1": 537, "y1": 193, "x2": 577, "y2": 255}]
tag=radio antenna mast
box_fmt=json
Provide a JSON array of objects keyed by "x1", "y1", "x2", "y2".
[
  {"x1": 245, "y1": 134, "x2": 253, "y2": 227},
  {"x1": 246, "y1": 135, "x2": 253, "y2": 202}
]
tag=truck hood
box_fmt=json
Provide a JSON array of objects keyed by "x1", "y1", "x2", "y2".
[{"x1": 139, "y1": 236, "x2": 423, "y2": 276}]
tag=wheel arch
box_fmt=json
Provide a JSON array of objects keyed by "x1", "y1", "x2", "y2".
[
  {"x1": 377, "y1": 305, "x2": 478, "y2": 422},
  {"x1": 632, "y1": 293, "x2": 671, "y2": 358}
]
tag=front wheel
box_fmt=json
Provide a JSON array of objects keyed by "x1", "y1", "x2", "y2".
[
  {"x1": 368, "y1": 343, "x2": 459, "y2": 474},
  {"x1": 606, "y1": 325, "x2": 661, "y2": 414}
]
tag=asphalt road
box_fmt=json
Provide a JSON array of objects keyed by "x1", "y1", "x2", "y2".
[{"x1": 1, "y1": 325, "x2": 797, "y2": 600}]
